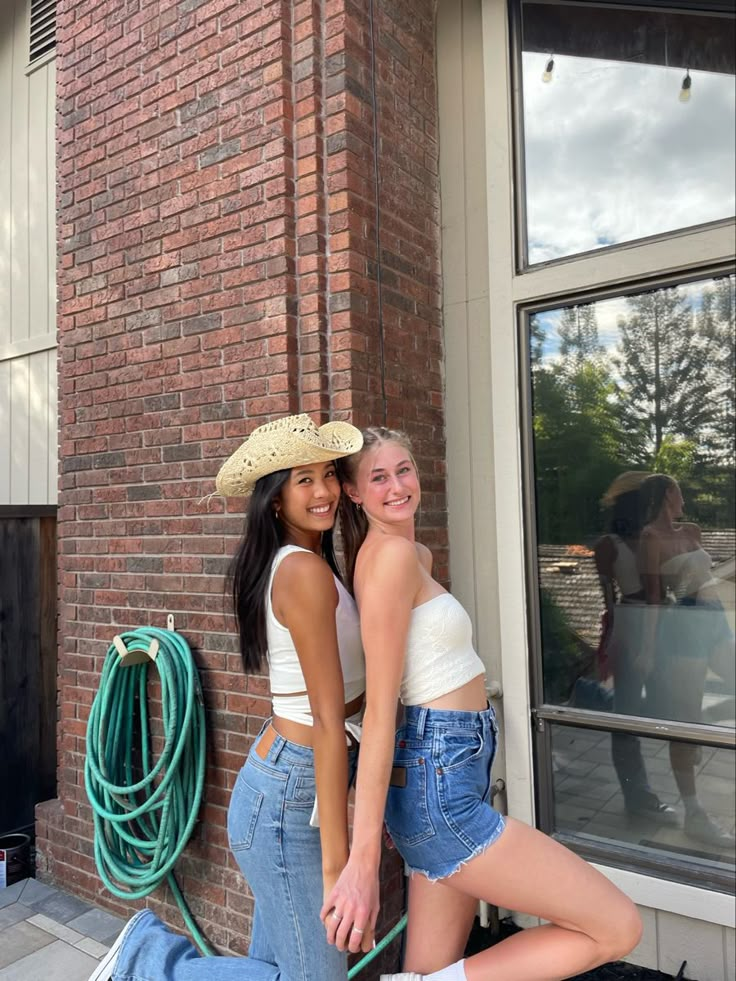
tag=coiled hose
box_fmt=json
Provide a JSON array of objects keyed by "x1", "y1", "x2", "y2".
[
  {"x1": 85, "y1": 624, "x2": 407, "y2": 970},
  {"x1": 84, "y1": 626, "x2": 211, "y2": 954}
]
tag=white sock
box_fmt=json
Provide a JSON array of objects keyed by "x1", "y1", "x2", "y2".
[
  {"x1": 683, "y1": 794, "x2": 703, "y2": 816},
  {"x1": 426, "y1": 960, "x2": 468, "y2": 981}
]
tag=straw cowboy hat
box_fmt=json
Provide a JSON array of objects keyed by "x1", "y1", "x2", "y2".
[{"x1": 216, "y1": 414, "x2": 363, "y2": 497}]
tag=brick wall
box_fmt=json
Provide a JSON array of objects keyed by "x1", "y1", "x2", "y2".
[{"x1": 39, "y1": 0, "x2": 443, "y2": 973}]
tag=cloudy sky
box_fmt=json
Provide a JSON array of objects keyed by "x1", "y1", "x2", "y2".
[{"x1": 522, "y1": 52, "x2": 736, "y2": 264}]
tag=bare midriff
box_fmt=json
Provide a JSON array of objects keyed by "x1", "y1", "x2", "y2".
[
  {"x1": 271, "y1": 691, "x2": 365, "y2": 747},
  {"x1": 422, "y1": 672, "x2": 487, "y2": 712}
]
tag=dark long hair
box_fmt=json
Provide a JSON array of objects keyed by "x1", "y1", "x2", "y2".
[
  {"x1": 229, "y1": 468, "x2": 341, "y2": 673},
  {"x1": 337, "y1": 426, "x2": 415, "y2": 594}
]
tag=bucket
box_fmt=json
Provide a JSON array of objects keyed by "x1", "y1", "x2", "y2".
[{"x1": 0, "y1": 834, "x2": 31, "y2": 888}]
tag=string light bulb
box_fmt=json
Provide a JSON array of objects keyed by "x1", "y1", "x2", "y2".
[
  {"x1": 542, "y1": 55, "x2": 554, "y2": 83},
  {"x1": 679, "y1": 69, "x2": 692, "y2": 103}
]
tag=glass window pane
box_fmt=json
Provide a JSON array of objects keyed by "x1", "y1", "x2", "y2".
[
  {"x1": 518, "y1": 2, "x2": 736, "y2": 264},
  {"x1": 529, "y1": 274, "x2": 735, "y2": 729},
  {"x1": 551, "y1": 724, "x2": 735, "y2": 882}
]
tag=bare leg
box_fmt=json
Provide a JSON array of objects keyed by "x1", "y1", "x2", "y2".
[
  {"x1": 403, "y1": 874, "x2": 477, "y2": 973},
  {"x1": 404, "y1": 817, "x2": 641, "y2": 981}
]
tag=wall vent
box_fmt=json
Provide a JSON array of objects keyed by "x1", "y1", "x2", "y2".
[{"x1": 30, "y1": 0, "x2": 56, "y2": 63}]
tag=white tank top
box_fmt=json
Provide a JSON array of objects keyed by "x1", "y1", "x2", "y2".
[
  {"x1": 400, "y1": 592, "x2": 485, "y2": 705},
  {"x1": 610, "y1": 535, "x2": 642, "y2": 597},
  {"x1": 266, "y1": 545, "x2": 365, "y2": 726}
]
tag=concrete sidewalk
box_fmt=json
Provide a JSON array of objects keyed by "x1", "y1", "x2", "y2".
[{"x1": 0, "y1": 878, "x2": 125, "y2": 980}]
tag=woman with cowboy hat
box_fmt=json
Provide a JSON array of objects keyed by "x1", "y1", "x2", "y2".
[
  {"x1": 321, "y1": 426, "x2": 641, "y2": 981},
  {"x1": 89, "y1": 414, "x2": 370, "y2": 981}
]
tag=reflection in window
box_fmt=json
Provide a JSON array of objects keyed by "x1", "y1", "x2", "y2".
[
  {"x1": 551, "y1": 725, "x2": 734, "y2": 883},
  {"x1": 529, "y1": 275, "x2": 735, "y2": 853},
  {"x1": 518, "y1": 2, "x2": 736, "y2": 263}
]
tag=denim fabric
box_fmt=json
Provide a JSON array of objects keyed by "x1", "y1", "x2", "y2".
[
  {"x1": 111, "y1": 725, "x2": 356, "y2": 981},
  {"x1": 384, "y1": 704, "x2": 505, "y2": 881}
]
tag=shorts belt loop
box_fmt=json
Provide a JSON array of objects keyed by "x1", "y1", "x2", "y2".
[{"x1": 416, "y1": 707, "x2": 428, "y2": 738}]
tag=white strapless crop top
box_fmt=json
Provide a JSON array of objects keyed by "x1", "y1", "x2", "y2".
[
  {"x1": 400, "y1": 592, "x2": 485, "y2": 706},
  {"x1": 660, "y1": 547, "x2": 714, "y2": 601},
  {"x1": 266, "y1": 545, "x2": 365, "y2": 726}
]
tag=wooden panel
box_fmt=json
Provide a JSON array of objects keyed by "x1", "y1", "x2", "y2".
[{"x1": 0, "y1": 516, "x2": 57, "y2": 835}]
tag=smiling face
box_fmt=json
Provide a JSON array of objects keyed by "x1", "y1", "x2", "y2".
[
  {"x1": 276, "y1": 461, "x2": 341, "y2": 547},
  {"x1": 347, "y1": 440, "x2": 421, "y2": 530}
]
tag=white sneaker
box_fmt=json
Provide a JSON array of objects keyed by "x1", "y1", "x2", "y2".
[{"x1": 87, "y1": 909, "x2": 150, "y2": 981}]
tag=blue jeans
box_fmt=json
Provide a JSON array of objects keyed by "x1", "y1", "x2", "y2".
[
  {"x1": 384, "y1": 704, "x2": 505, "y2": 881},
  {"x1": 111, "y1": 725, "x2": 356, "y2": 980}
]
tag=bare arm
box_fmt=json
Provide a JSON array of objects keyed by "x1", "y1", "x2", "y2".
[
  {"x1": 276, "y1": 553, "x2": 350, "y2": 899},
  {"x1": 321, "y1": 536, "x2": 421, "y2": 953},
  {"x1": 638, "y1": 527, "x2": 663, "y2": 673}
]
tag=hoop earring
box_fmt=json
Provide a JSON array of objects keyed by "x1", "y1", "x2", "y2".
[{"x1": 354, "y1": 502, "x2": 362, "y2": 511}]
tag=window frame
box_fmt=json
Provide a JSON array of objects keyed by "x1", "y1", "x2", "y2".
[
  {"x1": 509, "y1": 0, "x2": 736, "y2": 272},
  {"x1": 505, "y1": 0, "x2": 736, "y2": 893}
]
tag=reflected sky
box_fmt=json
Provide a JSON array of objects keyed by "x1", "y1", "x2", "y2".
[
  {"x1": 522, "y1": 52, "x2": 736, "y2": 264},
  {"x1": 533, "y1": 278, "x2": 730, "y2": 363}
]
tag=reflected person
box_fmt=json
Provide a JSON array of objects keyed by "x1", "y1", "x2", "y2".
[
  {"x1": 639, "y1": 474, "x2": 735, "y2": 848},
  {"x1": 594, "y1": 472, "x2": 677, "y2": 826}
]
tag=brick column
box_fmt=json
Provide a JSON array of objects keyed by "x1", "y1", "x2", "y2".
[{"x1": 40, "y1": 0, "x2": 443, "y2": 972}]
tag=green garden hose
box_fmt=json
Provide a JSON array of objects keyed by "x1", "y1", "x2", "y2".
[
  {"x1": 84, "y1": 626, "x2": 212, "y2": 954},
  {"x1": 85, "y1": 624, "x2": 407, "y2": 970},
  {"x1": 348, "y1": 912, "x2": 408, "y2": 977}
]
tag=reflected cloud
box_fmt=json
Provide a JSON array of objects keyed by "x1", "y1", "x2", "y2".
[{"x1": 522, "y1": 52, "x2": 736, "y2": 263}]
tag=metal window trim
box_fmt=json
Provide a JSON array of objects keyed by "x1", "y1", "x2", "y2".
[
  {"x1": 555, "y1": 831, "x2": 736, "y2": 895},
  {"x1": 533, "y1": 704, "x2": 736, "y2": 748}
]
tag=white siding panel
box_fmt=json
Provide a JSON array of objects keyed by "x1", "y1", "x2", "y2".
[
  {"x1": 0, "y1": 361, "x2": 10, "y2": 500},
  {"x1": 0, "y1": 3, "x2": 13, "y2": 346},
  {"x1": 47, "y1": 345, "x2": 57, "y2": 503},
  {"x1": 28, "y1": 62, "x2": 49, "y2": 338},
  {"x1": 28, "y1": 348, "x2": 47, "y2": 503},
  {"x1": 0, "y1": 0, "x2": 56, "y2": 505},
  {"x1": 10, "y1": 0, "x2": 30, "y2": 345},
  {"x1": 10, "y1": 356, "x2": 29, "y2": 503},
  {"x1": 657, "y1": 909, "x2": 727, "y2": 981}
]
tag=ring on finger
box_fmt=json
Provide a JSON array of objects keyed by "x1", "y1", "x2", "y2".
[
  {"x1": 351, "y1": 927, "x2": 364, "y2": 934},
  {"x1": 331, "y1": 911, "x2": 343, "y2": 922}
]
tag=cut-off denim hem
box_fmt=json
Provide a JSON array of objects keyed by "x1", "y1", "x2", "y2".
[{"x1": 384, "y1": 703, "x2": 506, "y2": 882}]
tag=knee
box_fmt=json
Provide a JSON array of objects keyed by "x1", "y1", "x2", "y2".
[{"x1": 601, "y1": 898, "x2": 642, "y2": 962}]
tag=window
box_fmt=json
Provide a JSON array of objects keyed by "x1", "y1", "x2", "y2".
[
  {"x1": 524, "y1": 274, "x2": 735, "y2": 889},
  {"x1": 29, "y1": 0, "x2": 56, "y2": 64},
  {"x1": 515, "y1": 1, "x2": 736, "y2": 265},
  {"x1": 511, "y1": 0, "x2": 736, "y2": 892}
]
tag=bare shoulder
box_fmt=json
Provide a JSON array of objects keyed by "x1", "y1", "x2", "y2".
[
  {"x1": 274, "y1": 549, "x2": 337, "y2": 601},
  {"x1": 415, "y1": 541, "x2": 433, "y2": 573},
  {"x1": 356, "y1": 534, "x2": 421, "y2": 593},
  {"x1": 678, "y1": 522, "x2": 702, "y2": 542}
]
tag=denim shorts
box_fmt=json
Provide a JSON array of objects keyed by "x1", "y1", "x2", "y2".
[{"x1": 384, "y1": 704, "x2": 505, "y2": 881}]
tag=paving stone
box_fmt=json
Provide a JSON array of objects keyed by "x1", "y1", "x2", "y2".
[
  {"x1": 0, "y1": 904, "x2": 33, "y2": 930},
  {"x1": 0, "y1": 921, "x2": 54, "y2": 971},
  {"x1": 26, "y1": 888, "x2": 91, "y2": 924},
  {"x1": 0, "y1": 938, "x2": 98, "y2": 981},
  {"x1": 74, "y1": 936, "x2": 110, "y2": 958},
  {"x1": 67, "y1": 906, "x2": 125, "y2": 943},
  {"x1": 0, "y1": 883, "x2": 27, "y2": 911},
  {"x1": 14, "y1": 880, "x2": 55, "y2": 906},
  {"x1": 26, "y1": 912, "x2": 85, "y2": 945}
]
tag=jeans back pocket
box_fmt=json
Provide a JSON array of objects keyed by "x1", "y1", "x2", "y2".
[
  {"x1": 385, "y1": 757, "x2": 435, "y2": 846},
  {"x1": 228, "y1": 772, "x2": 264, "y2": 851}
]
